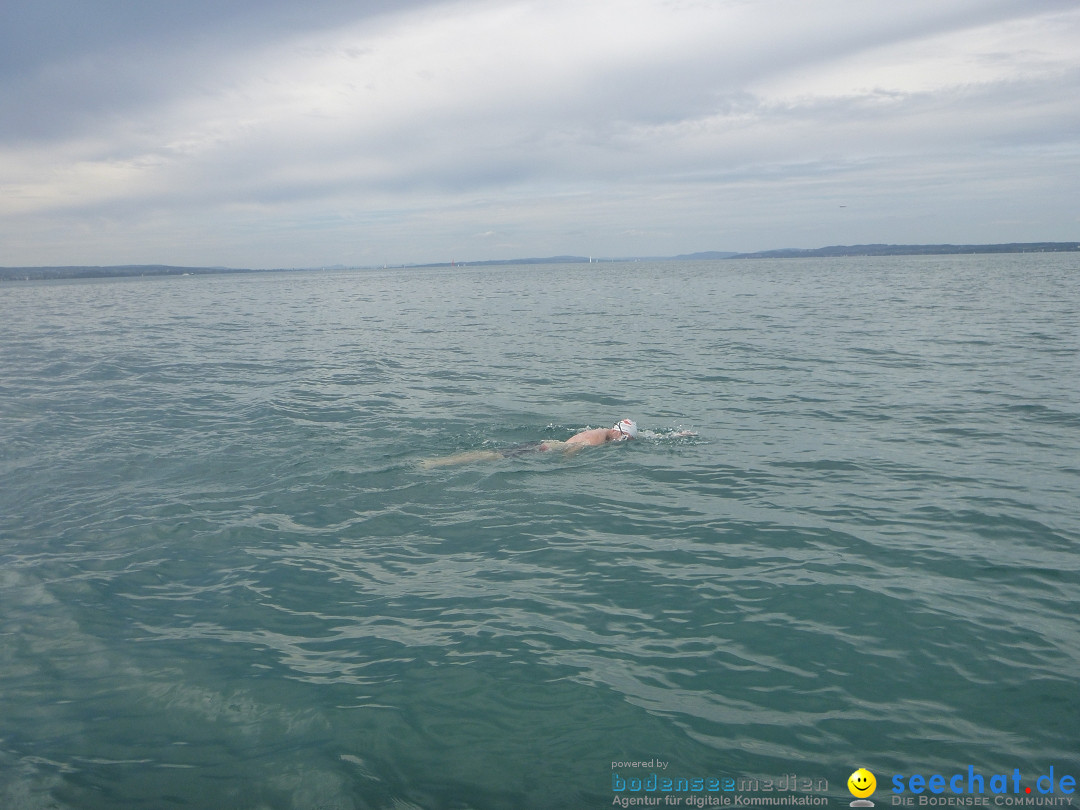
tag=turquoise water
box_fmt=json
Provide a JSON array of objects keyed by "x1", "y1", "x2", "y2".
[{"x1": 1, "y1": 256, "x2": 1078, "y2": 809}]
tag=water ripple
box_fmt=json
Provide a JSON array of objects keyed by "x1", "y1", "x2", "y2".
[{"x1": 2, "y1": 258, "x2": 1079, "y2": 808}]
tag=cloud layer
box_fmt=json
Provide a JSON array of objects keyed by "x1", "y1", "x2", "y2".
[{"x1": 2, "y1": 0, "x2": 1078, "y2": 266}]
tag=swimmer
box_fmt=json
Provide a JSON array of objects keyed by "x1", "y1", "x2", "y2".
[
  {"x1": 420, "y1": 419, "x2": 640, "y2": 468},
  {"x1": 561, "y1": 418, "x2": 639, "y2": 448}
]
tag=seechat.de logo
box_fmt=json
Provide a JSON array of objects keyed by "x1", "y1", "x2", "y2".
[{"x1": 890, "y1": 765, "x2": 1077, "y2": 798}]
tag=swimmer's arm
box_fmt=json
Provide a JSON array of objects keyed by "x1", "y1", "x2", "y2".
[
  {"x1": 537, "y1": 439, "x2": 584, "y2": 457},
  {"x1": 536, "y1": 439, "x2": 578, "y2": 456},
  {"x1": 419, "y1": 449, "x2": 503, "y2": 468}
]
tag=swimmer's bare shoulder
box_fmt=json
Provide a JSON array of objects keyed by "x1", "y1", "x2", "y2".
[{"x1": 565, "y1": 427, "x2": 615, "y2": 446}]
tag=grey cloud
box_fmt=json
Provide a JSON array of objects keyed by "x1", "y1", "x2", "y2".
[
  {"x1": 0, "y1": 0, "x2": 428, "y2": 74},
  {"x1": 2, "y1": 0, "x2": 1078, "y2": 266},
  {"x1": 0, "y1": 0, "x2": 439, "y2": 141}
]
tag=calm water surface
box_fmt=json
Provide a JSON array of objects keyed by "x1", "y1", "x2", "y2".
[{"x1": 1, "y1": 256, "x2": 1078, "y2": 809}]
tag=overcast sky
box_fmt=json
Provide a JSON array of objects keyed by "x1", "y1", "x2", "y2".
[{"x1": 2, "y1": 0, "x2": 1078, "y2": 267}]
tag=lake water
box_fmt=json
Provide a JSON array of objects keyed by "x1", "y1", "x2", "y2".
[{"x1": 1, "y1": 255, "x2": 1078, "y2": 809}]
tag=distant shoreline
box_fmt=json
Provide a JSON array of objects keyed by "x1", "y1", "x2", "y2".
[
  {"x1": 3, "y1": 242, "x2": 1077, "y2": 280},
  {"x1": 712, "y1": 242, "x2": 1080, "y2": 260}
]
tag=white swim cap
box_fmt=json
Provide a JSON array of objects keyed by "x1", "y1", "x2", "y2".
[{"x1": 614, "y1": 419, "x2": 638, "y2": 439}]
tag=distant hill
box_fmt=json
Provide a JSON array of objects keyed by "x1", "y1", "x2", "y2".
[
  {"x1": 422, "y1": 255, "x2": 593, "y2": 267},
  {"x1": 3, "y1": 242, "x2": 1077, "y2": 280},
  {"x1": 0, "y1": 264, "x2": 257, "y2": 281},
  {"x1": 673, "y1": 251, "x2": 741, "y2": 260},
  {"x1": 729, "y1": 242, "x2": 1080, "y2": 259}
]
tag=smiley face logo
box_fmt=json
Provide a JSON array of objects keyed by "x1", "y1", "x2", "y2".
[{"x1": 848, "y1": 768, "x2": 876, "y2": 798}]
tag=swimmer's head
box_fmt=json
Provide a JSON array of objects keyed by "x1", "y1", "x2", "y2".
[{"x1": 614, "y1": 419, "x2": 638, "y2": 439}]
